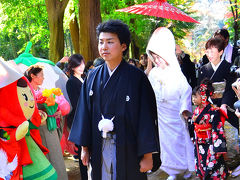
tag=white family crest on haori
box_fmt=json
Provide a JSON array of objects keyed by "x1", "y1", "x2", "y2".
[
  {"x1": 98, "y1": 115, "x2": 114, "y2": 138},
  {"x1": 89, "y1": 90, "x2": 93, "y2": 96},
  {"x1": 0, "y1": 149, "x2": 18, "y2": 180}
]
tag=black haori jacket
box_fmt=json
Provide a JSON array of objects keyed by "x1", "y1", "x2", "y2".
[{"x1": 69, "y1": 60, "x2": 160, "y2": 180}]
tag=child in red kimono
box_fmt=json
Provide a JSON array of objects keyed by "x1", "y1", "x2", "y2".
[{"x1": 188, "y1": 78, "x2": 228, "y2": 179}]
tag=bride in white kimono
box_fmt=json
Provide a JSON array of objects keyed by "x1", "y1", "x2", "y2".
[{"x1": 146, "y1": 27, "x2": 195, "y2": 180}]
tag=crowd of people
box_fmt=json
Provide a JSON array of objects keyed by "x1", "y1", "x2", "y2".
[
  {"x1": 60, "y1": 21, "x2": 240, "y2": 180},
  {"x1": 1, "y1": 19, "x2": 240, "y2": 180}
]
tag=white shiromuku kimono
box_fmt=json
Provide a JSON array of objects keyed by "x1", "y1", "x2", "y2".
[{"x1": 146, "y1": 27, "x2": 195, "y2": 175}]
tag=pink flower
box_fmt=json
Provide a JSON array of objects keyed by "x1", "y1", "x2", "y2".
[
  {"x1": 208, "y1": 162, "x2": 214, "y2": 168},
  {"x1": 212, "y1": 132, "x2": 218, "y2": 141}
]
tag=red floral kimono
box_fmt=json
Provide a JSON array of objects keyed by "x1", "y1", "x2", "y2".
[
  {"x1": 188, "y1": 103, "x2": 228, "y2": 179},
  {"x1": 0, "y1": 77, "x2": 48, "y2": 180}
]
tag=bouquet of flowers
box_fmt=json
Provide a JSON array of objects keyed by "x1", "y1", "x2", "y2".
[{"x1": 36, "y1": 88, "x2": 70, "y2": 131}]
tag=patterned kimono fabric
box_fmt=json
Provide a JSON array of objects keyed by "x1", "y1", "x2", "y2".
[
  {"x1": 198, "y1": 60, "x2": 239, "y2": 170},
  {"x1": 189, "y1": 103, "x2": 228, "y2": 179}
]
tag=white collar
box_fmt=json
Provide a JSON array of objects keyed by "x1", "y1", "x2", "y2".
[
  {"x1": 211, "y1": 59, "x2": 223, "y2": 71},
  {"x1": 79, "y1": 77, "x2": 84, "y2": 83},
  {"x1": 107, "y1": 64, "x2": 119, "y2": 77}
]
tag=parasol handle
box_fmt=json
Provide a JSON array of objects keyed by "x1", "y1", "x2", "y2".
[{"x1": 24, "y1": 41, "x2": 32, "y2": 53}]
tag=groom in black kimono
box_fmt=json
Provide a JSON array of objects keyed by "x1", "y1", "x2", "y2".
[{"x1": 69, "y1": 20, "x2": 160, "y2": 180}]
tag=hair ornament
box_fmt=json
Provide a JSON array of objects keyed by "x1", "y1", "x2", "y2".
[
  {"x1": 200, "y1": 84, "x2": 207, "y2": 105},
  {"x1": 199, "y1": 84, "x2": 207, "y2": 94}
]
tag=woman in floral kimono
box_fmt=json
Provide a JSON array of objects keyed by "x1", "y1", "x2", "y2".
[{"x1": 189, "y1": 78, "x2": 228, "y2": 179}]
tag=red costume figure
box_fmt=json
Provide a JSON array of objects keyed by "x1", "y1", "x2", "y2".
[{"x1": 0, "y1": 59, "x2": 54, "y2": 180}]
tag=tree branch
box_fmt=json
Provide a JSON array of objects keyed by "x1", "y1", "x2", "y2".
[
  {"x1": 229, "y1": 0, "x2": 236, "y2": 20},
  {"x1": 234, "y1": 0, "x2": 238, "y2": 20}
]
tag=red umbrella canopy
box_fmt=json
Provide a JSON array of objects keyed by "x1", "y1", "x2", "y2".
[{"x1": 116, "y1": 0, "x2": 199, "y2": 23}]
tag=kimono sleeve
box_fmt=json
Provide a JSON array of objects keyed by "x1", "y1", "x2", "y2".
[
  {"x1": 68, "y1": 78, "x2": 92, "y2": 147},
  {"x1": 221, "y1": 65, "x2": 236, "y2": 106},
  {"x1": 137, "y1": 74, "x2": 159, "y2": 156},
  {"x1": 211, "y1": 111, "x2": 227, "y2": 154},
  {"x1": 179, "y1": 77, "x2": 192, "y2": 114}
]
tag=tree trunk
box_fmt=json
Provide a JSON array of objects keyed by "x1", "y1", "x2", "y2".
[
  {"x1": 45, "y1": 0, "x2": 69, "y2": 63},
  {"x1": 233, "y1": 22, "x2": 239, "y2": 45},
  {"x1": 129, "y1": 18, "x2": 140, "y2": 59},
  {"x1": 69, "y1": 11, "x2": 80, "y2": 53},
  {"x1": 64, "y1": 33, "x2": 69, "y2": 56},
  {"x1": 68, "y1": 32, "x2": 74, "y2": 55},
  {"x1": 131, "y1": 39, "x2": 140, "y2": 59},
  {"x1": 233, "y1": 0, "x2": 238, "y2": 44},
  {"x1": 79, "y1": 0, "x2": 101, "y2": 62}
]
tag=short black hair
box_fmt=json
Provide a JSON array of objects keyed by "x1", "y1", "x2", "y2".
[
  {"x1": 214, "y1": 28, "x2": 229, "y2": 40},
  {"x1": 96, "y1": 19, "x2": 131, "y2": 56},
  {"x1": 205, "y1": 37, "x2": 225, "y2": 52},
  {"x1": 67, "y1": 54, "x2": 84, "y2": 76}
]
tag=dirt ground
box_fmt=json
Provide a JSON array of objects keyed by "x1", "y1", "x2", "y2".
[
  {"x1": 64, "y1": 155, "x2": 197, "y2": 180},
  {"x1": 64, "y1": 155, "x2": 81, "y2": 180},
  {"x1": 64, "y1": 155, "x2": 240, "y2": 180}
]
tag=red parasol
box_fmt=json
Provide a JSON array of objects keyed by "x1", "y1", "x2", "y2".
[{"x1": 116, "y1": 0, "x2": 199, "y2": 23}]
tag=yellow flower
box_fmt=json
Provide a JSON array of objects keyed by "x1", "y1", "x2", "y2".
[{"x1": 42, "y1": 89, "x2": 53, "y2": 97}]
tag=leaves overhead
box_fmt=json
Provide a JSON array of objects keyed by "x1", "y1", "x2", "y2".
[
  {"x1": 0, "y1": 0, "x2": 49, "y2": 60},
  {"x1": 101, "y1": 0, "x2": 198, "y2": 57},
  {"x1": 0, "y1": 0, "x2": 199, "y2": 61}
]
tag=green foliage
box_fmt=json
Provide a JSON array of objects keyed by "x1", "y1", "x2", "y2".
[
  {"x1": 0, "y1": 0, "x2": 49, "y2": 60},
  {"x1": 0, "y1": 0, "x2": 198, "y2": 61},
  {"x1": 100, "y1": 0, "x2": 198, "y2": 58},
  {"x1": 225, "y1": 0, "x2": 240, "y2": 44}
]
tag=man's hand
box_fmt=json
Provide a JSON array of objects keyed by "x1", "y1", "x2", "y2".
[
  {"x1": 139, "y1": 153, "x2": 153, "y2": 173},
  {"x1": 81, "y1": 146, "x2": 90, "y2": 166}
]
